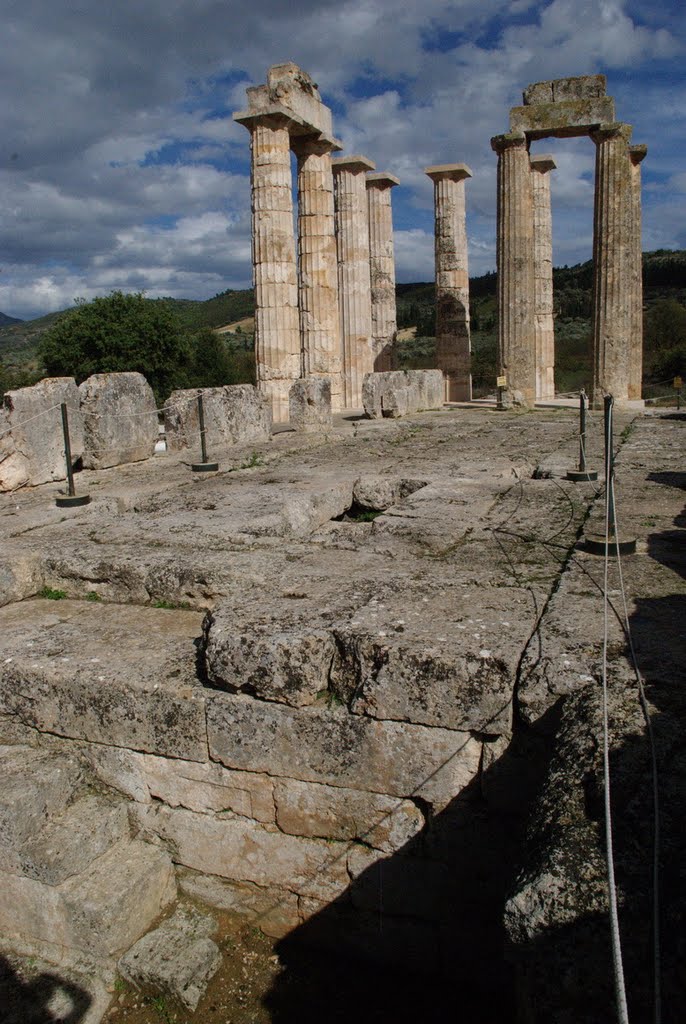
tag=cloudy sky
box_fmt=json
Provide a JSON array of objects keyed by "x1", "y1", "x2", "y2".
[{"x1": 1, "y1": 0, "x2": 684, "y2": 320}]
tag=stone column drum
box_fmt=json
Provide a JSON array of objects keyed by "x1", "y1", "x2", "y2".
[
  {"x1": 491, "y1": 132, "x2": 536, "y2": 407},
  {"x1": 628, "y1": 144, "x2": 647, "y2": 402},
  {"x1": 530, "y1": 155, "x2": 556, "y2": 401},
  {"x1": 425, "y1": 164, "x2": 472, "y2": 402},
  {"x1": 366, "y1": 173, "x2": 400, "y2": 372},
  {"x1": 294, "y1": 137, "x2": 343, "y2": 410},
  {"x1": 244, "y1": 115, "x2": 301, "y2": 423},
  {"x1": 590, "y1": 122, "x2": 635, "y2": 408},
  {"x1": 332, "y1": 156, "x2": 376, "y2": 409}
]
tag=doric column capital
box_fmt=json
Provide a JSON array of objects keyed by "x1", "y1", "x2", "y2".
[
  {"x1": 366, "y1": 172, "x2": 400, "y2": 190},
  {"x1": 424, "y1": 163, "x2": 472, "y2": 183},
  {"x1": 590, "y1": 121, "x2": 633, "y2": 146},
  {"x1": 629, "y1": 143, "x2": 648, "y2": 166},
  {"x1": 291, "y1": 133, "x2": 343, "y2": 158},
  {"x1": 490, "y1": 131, "x2": 527, "y2": 155},
  {"x1": 233, "y1": 108, "x2": 300, "y2": 133},
  {"x1": 331, "y1": 155, "x2": 376, "y2": 174},
  {"x1": 530, "y1": 154, "x2": 556, "y2": 174}
]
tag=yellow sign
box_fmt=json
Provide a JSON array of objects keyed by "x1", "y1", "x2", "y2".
[
  {"x1": 496, "y1": 375, "x2": 507, "y2": 388},
  {"x1": 674, "y1": 376, "x2": 683, "y2": 389}
]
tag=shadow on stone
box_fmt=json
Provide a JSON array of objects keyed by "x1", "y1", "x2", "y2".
[{"x1": 0, "y1": 955, "x2": 92, "y2": 1024}]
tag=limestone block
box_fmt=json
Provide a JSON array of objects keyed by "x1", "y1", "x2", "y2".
[
  {"x1": 0, "y1": 838, "x2": 175, "y2": 961},
  {"x1": 352, "y1": 475, "x2": 426, "y2": 511},
  {"x1": 273, "y1": 778, "x2": 424, "y2": 852},
  {"x1": 362, "y1": 369, "x2": 444, "y2": 418},
  {"x1": 131, "y1": 802, "x2": 350, "y2": 902},
  {"x1": 0, "y1": 746, "x2": 84, "y2": 849},
  {"x1": 347, "y1": 845, "x2": 452, "y2": 922},
  {"x1": 178, "y1": 869, "x2": 300, "y2": 938},
  {"x1": 523, "y1": 75, "x2": 606, "y2": 106},
  {"x1": 0, "y1": 551, "x2": 43, "y2": 607},
  {"x1": 206, "y1": 693, "x2": 482, "y2": 811},
  {"x1": 164, "y1": 385, "x2": 272, "y2": 453},
  {"x1": 118, "y1": 904, "x2": 220, "y2": 1011},
  {"x1": 83, "y1": 746, "x2": 275, "y2": 822},
  {"x1": 2, "y1": 794, "x2": 128, "y2": 885},
  {"x1": 0, "y1": 378, "x2": 83, "y2": 492},
  {"x1": 289, "y1": 378, "x2": 332, "y2": 433},
  {"x1": 79, "y1": 372, "x2": 157, "y2": 470},
  {"x1": 510, "y1": 97, "x2": 616, "y2": 136}
]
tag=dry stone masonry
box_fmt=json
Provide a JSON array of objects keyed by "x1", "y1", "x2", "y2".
[{"x1": 492, "y1": 74, "x2": 647, "y2": 409}]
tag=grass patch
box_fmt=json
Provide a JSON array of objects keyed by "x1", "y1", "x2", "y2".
[
  {"x1": 85, "y1": 591, "x2": 102, "y2": 602},
  {"x1": 152, "y1": 599, "x2": 192, "y2": 610},
  {"x1": 37, "y1": 586, "x2": 67, "y2": 600}
]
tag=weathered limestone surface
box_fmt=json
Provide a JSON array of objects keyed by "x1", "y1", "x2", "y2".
[
  {"x1": 0, "y1": 378, "x2": 83, "y2": 492},
  {"x1": 239, "y1": 62, "x2": 333, "y2": 139},
  {"x1": 425, "y1": 164, "x2": 472, "y2": 402},
  {"x1": 492, "y1": 132, "x2": 536, "y2": 407},
  {"x1": 362, "y1": 369, "x2": 444, "y2": 418},
  {"x1": 591, "y1": 122, "x2": 635, "y2": 408},
  {"x1": 530, "y1": 156, "x2": 556, "y2": 400},
  {"x1": 79, "y1": 372, "x2": 157, "y2": 470},
  {"x1": 164, "y1": 384, "x2": 271, "y2": 453},
  {"x1": 119, "y1": 904, "x2": 220, "y2": 1011},
  {"x1": 289, "y1": 377, "x2": 332, "y2": 433},
  {"x1": 178, "y1": 870, "x2": 300, "y2": 938},
  {"x1": 294, "y1": 138, "x2": 343, "y2": 408},
  {"x1": 366, "y1": 172, "x2": 400, "y2": 372},
  {"x1": 333, "y1": 156, "x2": 376, "y2": 408},
  {"x1": 511, "y1": 75, "x2": 615, "y2": 137},
  {"x1": 206, "y1": 693, "x2": 482, "y2": 811}
]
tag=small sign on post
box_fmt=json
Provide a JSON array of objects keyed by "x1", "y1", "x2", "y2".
[
  {"x1": 496, "y1": 375, "x2": 507, "y2": 411},
  {"x1": 674, "y1": 376, "x2": 683, "y2": 410}
]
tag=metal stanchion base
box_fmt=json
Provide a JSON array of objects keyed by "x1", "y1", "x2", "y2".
[
  {"x1": 582, "y1": 531, "x2": 637, "y2": 556},
  {"x1": 566, "y1": 469, "x2": 599, "y2": 482},
  {"x1": 191, "y1": 462, "x2": 219, "y2": 473},
  {"x1": 56, "y1": 494, "x2": 91, "y2": 508}
]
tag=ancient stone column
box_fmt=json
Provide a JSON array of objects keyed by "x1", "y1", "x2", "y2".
[
  {"x1": 425, "y1": 164, "x2": 472, "y2": 402},
  {"x1": 366, "y1": 172, "x2": 400, "y2": 372},
  {"x1": 491, "y1": 132, "x2": 536, "y2": 407},
  {"x1": 238, "y1": 113, "x2": 300, "y2": 423},
  {"x1": 293, "y1": 136, "x2": 343, "y2": 411},
  {"x1": 530, "y1": 155, "x2": 556, "y2": 401},
  {"x1": 628, "y1": 144, "x2": 647, "y2": 402},
  {"x1": 332, "y1": 156, "x2": 376, "y2": 408},
  {"x1": 590, "y1": 122, "x2": 635, "y2": 408}
]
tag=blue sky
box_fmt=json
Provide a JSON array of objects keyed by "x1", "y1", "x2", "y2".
[{"x1": 1, "y1": 0, "x2": 684, "y2": 320}]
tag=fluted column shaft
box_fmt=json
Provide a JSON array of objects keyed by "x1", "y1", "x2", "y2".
[
  {"x1": 531, "y1": 156, "x2": 556, "y2": 400},
  {"x1": 491, "y1": 132, "x2": 536, "y2": 407},
  {"x1": 294, "y1": 138, "x2": 343, "y2": 410},
  {"x1": 332, "y1": 156, "x2": 375, "y2": 409},
  {"x1": 249, "y1": 116, "x2": 300, "y2": 423},
  {"x1": 426, "y1": 164, "x2": 472, "y2": 402},
  {"x1": 591, "y1": 122, "x2": 634, "y2": 408},
  {"x1": 629, "y1": 144, "x2": 647, "y2": 402},
  {"x1": 366, "y1": 173, "x2": 400, "y2": 372}
]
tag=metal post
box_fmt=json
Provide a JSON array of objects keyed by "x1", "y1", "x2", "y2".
[
  {"x1": 604, "y1": 394, "x2": 615, "y2": 538},
  {"x1": 566, "y1": 389, "x2": 598, "y2": 481},
  {"x1": 55, "y1": 403, "x2": 90, "y2": 507},
  {"x1": 191, "y1": 390, "x2": 219, "y2": 473}
]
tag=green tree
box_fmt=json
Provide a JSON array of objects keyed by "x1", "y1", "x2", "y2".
[
  {"x1": 39, "y1": 291, "x2": 191, "y2": 402},
  {"x1": 185, "y1": 327, "x2": 255, "y2": 389}
]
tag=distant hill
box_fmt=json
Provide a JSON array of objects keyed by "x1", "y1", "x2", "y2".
[{"x1": 0, "y1": 311, "x2": 23, "y2": 327}]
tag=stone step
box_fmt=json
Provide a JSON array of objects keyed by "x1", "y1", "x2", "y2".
[
  {"x1": 0, "y1": 837, "x2": 176, "y2": 965},
  {"x1": 1, "y1": 793, "x2": 129, "y2": 885},
  {"x1": 0, "y1": 745, "x2": 84, "y2": 848}
]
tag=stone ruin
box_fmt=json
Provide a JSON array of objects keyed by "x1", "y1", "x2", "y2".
[
  {"x1": 492, "y1": 74, "x2": 647, "y2": 409},
  {"x1": 236, "y1": 66, "x2": 647, "y2": 417}
]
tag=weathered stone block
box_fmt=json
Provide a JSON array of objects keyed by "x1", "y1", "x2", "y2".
[
  {"x1": 352, "y1": 475, "x2": 426, "y2": 511},
  {"x1": 84, "y1": 746, "x2": 275, "y2": 822},
  {"x1": 178, "y1": 869, "x2": 300, "y2": 938},
  {"x1": 132, "y1": 802, "x2": 350, "y2": 902},
  {"x1": 119, "y1": 904, "x2": 220, "y2": 1011},
  {"x1": 0, "y1": 378, "x2": 83, "y2": 492},
  {"x1": 362, "y1": 369, "x2": 444, "y2": 419},
  {"x1": 273, "y1": 777, "x2": 424, "y2": 852},
  {"x1": 0, "y1": 746, "x2": 84, "y2": 849},
  {"x1": 79, "y1": 372, "x2": 157, "y2": 469},
  {"x1": 289, "y1": 377, "x2": 332, "y2": 432},
  {"x1": 206, "y1": 693, "x2": 481, "y2": 811},
  {"x1": 510, "y1": 97, "x2": 616, "y2": 136},
  {"x1": 164, "y1": 385, "x2": 272, "y2": 453}
]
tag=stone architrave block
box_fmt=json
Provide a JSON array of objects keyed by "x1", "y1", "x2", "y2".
[
  {"x1": 79, "y1": 372, "x2": 158, "y2": 470},
  {"x1": 0, "y1": 378, "x2": 83, "y2": 492},
  {"x1": 164, "y1": 385, "x2": 272, "y2": 453},
  {"x1": 362, "y1": 369, "x2": 444, "y2": 419},
  {"x1": 510, "y1": 98, "x2": 616, "y2": 136},
  {"x1": 206, "y1": 692, "x2": 481, "y2": 812},
  {"x1": 289, "y1": 377, "x2": 332, "y2": 432}
]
